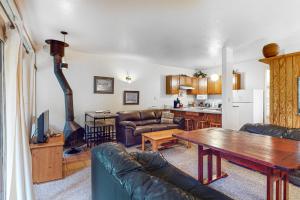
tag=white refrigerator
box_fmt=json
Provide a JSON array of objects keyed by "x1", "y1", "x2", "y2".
[{"x1": 230, "y1": 89, "x2": 264, "y2": 130}]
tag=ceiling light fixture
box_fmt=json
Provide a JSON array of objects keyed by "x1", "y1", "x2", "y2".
[
  {"x1": 210, "y1": 74, "x2": 219, "y2": 82},
  {"x1": 60, "y1": 31, "x2": 68, "y2": 69}
]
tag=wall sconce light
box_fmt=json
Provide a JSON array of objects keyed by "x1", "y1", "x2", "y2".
[
  {"x1": 125, "y1": 72, "x2": 132, "y2": 83},
  {"x1": 210, "y1": 74, "x2": 219, "y2": 82}
]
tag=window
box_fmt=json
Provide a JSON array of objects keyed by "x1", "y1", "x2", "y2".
[{"x1": 0, "y1": 40, "x2": 5, "y2": 199}]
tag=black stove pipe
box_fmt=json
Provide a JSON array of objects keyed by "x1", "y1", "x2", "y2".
[{"x1": 46, "y1": 39, "x2": 84, "y2": 148}]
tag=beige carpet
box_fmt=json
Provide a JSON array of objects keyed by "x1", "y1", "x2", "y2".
[{"x1": 34, "y1": 144, "x2": 300, "y2": 200}]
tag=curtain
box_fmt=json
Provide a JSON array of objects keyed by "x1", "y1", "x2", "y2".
[{"x1": 5, "y1": 28, "x2": 35, "y2": 200}]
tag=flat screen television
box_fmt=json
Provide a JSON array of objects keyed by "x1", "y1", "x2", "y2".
[{"x1": 37, "y1": 110, "x2": 50, "y2": 143}]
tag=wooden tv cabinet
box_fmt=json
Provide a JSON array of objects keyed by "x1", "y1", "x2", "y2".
[{"x1": 30, "y1": 134, "x2": 64, "y2": 183}]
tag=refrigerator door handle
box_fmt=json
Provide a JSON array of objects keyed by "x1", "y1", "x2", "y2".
[{"x1": 232, "y1": 105, "x2": 239, "y2": 107}]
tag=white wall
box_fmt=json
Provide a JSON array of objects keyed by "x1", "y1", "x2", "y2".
[
  {"x1": 203, "y1": 59, "x2": 267, "y2": 90},
  {"x1": 36, "y1": 49, "x2": 195, "y2": 130}
]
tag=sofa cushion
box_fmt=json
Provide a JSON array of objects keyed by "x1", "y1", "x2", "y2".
[
  {"x1": 118, "y1": 111, "x2": 141, "y2": 122},
  {"x1": 149, "y1": 124, "x2": 170, "y2": 132},
  {"x1": 131, "y1": 152, "x2": 232, "y2": 200},
  {"x1": 92, "y1": 143, "x2": 142, "y2": 178},
  {"x1": 134, "y1": 126, "x2": 152, "y2": 135},
  {"x1": 289, "y1": 170, "x2": 300, "y2": 187},
  {"x1": 130, "y1": 151, "x2": 169, "y2": 171},
  {"x1": 161, "y1": 111, "x2": 175, "y2": 124},
  {"x1": 283, "y1": 129, "x2": 300, "y2": 141},
  {"x1": 140, "y1": 111, "x2": 156, "y2": 120},
  {"x1": 239, "y1": 123, "x2": 286, "y2": 138},
  {"x1": 133, "y1": 120, "x2": 145, "y2": 126},
  {"x1": 120, "y1": 171, "x2": 199, "y2": 200},
  {"x1": 154, "y1": 110, "x2": 163, "y2": 119},
  {"x1": 134, "y1": 119, "x2": 160, "y2": 126},
  {"x1": 167, "y1": 123, "x2": 180, "y2": 129}
]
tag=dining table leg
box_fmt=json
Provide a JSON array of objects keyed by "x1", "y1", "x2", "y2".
[
  {"x1": 267, "y1": 173, "x2": 274, "y2": 200},
  {"x1": 207, "y1": 150, "x2": 213, "y2": 182},
  {"x1": 282, "y1": 172, "x2": 289, "y2": 200},
  {"x1": 198, "y1": 145, "x2": 204, "y2": 183},
  {"x1": 273, "y1": 171, "x2": 289, "y2": 200},
  {"x1": 216, "y1": 152, "x2": 222, "y2": 178},
  {"x1": 276, "y1": 177, "x2": 282, "y2": 200}
]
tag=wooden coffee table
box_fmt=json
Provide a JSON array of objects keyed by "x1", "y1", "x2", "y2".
[{"x1": 142, "y1": 129, "x2": 190, "y2": 152}]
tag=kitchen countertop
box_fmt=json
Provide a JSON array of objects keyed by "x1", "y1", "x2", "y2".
[{"x1": 171, "y1": 107, "x2": 222, "y2": 114}]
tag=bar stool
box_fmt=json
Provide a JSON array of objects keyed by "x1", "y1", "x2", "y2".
[
  {"x1": 210, "y1": 122, "x2": 222, "y2": 128},
  {"x1": 209, "y1": 115, "x2": 222, "y2": 128},
  {"x1": 195, "y1": 114, "x2": 208, "y2": 129},
  {"x1": 185, "y1": 118, "x2": 194, "y2": 131},
  {"x1": 85, "y1": 120, "x2": 114, "y2": 147}
]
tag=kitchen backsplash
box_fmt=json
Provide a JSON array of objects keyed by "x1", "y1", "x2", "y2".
[{"x1": 195, "y1": 94, "x2": 222, "y2": 107}]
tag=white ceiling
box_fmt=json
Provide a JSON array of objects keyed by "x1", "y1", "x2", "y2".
[{"x1": 16, "y1": 0, "x2": 300, "y2": 68}]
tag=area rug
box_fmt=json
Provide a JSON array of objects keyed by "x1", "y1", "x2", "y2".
[{"x1": 34, "y1": 145, "x2": 300, "y2": 200}]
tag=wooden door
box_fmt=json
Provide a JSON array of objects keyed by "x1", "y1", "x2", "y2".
[
  {"x1": 198, "y1": 77, "x2": 208, "y2": 94},
  {"x1": 166, "y1": 75, "x2": 179, "y2": 94}
]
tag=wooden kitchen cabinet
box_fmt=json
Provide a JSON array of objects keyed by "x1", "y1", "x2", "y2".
[
  {"x1": 233, "y1": 73, "x2": 241, "y2": 90},
  {"x1": 187, "y1": 77, "x2": 199, "y2": 95},
  {"x1": 198, "y1": 77, "x2": 208, "y2": 94},
  {"x1": 185, "y1": 76, "x2": 192, "y2": 86},
  {"x1": 166, "y1": 73, "x2": 240, "y2": 95},
  {"x1": 179, "y1": 76, "x2": 192, "y2": 86},
  {"x1": 208, "y1": 76, "x2": 222, "y2": 95},
  {"x1": 166, "y1": 75, "x2": 180, "y2": 94}
]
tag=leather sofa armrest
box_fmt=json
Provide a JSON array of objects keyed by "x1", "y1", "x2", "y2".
[
  {"x1": 119, "y1": 121, "x2": 136, "y2": 129},
  {"x1": 130, "y1": 151, "x2": 168, "y2": 171},
  {"x1": 173, "y1": 117, "x2": 185, "y2": 129}
]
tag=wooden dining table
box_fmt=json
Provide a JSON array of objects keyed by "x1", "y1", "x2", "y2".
[{"x1": 173, "y1": 128, "x2": 300, "y2": 200}]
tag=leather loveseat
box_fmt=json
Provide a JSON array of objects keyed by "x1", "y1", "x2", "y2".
[
  {"x1": 92, "y1": 142, "x2": 232, "y2": 200},
  {"x1": 116, "y1": 109, "x2": 184, "y2": 147},
  {"x1": 240, "y1": 123, "x2": 300, "y2": 187}
]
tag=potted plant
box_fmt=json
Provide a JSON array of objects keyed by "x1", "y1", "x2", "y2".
[{"x1": 193, "y1": 70, "x2": 207, "y2": 78}]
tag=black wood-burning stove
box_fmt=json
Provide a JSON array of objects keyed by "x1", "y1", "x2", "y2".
[{"x1": 45, "y1": 37, "x2": 85, "y2": 155}]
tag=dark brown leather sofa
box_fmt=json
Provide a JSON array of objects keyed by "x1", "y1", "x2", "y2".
[{"x1": 116, "y1": 109, "x2": 185, "y2": 147}]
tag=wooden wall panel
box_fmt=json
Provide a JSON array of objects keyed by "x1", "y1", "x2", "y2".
[
  {"x1": 262, "y1": 52, "x2": 300, "y2": 128},
  {"x1": 272, "y1": 59, "x2": 280, "y2": 126},
  {"x1": 286, "y1": 57, "x2": 293, "y2": 128},
  {"x1": 293, "y1": 55, "x2": 300, "y2": 127},
  {"x1": 279, "y1": 58, "x2": 286, "y2": 126},
  {"x1": 269, "y1": 62, "x2": 274, "y2": 124}
]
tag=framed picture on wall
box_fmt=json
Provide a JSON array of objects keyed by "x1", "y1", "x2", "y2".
[
  {"x1": 94, "y1": 76, "x2": 114, "y2": 94},
  {"x1": 123, "y1": 91, "x2": 139, "y2": 105}
]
